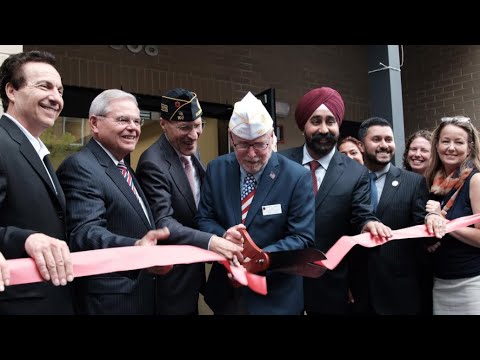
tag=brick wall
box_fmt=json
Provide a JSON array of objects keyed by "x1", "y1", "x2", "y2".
[
  {"x1": 402, "y1": 45, "x2": 480, "y2": 136},
  {"x1": 24, "y1": 45, "x2": 369, "y2": 150}
]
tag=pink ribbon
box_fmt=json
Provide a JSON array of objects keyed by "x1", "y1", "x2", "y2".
[
  {"x1": 9, "y1": 213, "x2": 480, "y2": 295},
  {"x1": 316, "y1": 212, "x2": 480, "y2": 270},
  {"x1": 7, "y1": 245, "x2": 267, "y2": 295}
]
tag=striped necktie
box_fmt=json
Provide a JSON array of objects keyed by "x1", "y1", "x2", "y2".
[
  {"x1": 117, "y1": 160, "x2": 141, "y2": 203},
  {"x1": 241, "y1": 173, "x2": 257, "y2": 224}
]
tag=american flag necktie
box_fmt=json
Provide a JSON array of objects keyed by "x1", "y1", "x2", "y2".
[{"x1": 241, "y1": 173, "x2": 257, "y2": 224}]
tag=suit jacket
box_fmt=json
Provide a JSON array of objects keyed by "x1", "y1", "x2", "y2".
[
  {"x1": 57, "y1": 139, "x2": 157, "y2": 315},
  {"x1": 0, "y1": 115, "x2": 74, "y2": 315},
  {"x1": 357, "y1": 165, "x2": 428, "y2": 314},
  {"x1": 136, "y1": 134, "x2": 209, "y2": 315},
  {"x1": 197, "y1": 152, "x2": 315, "y2": 315},
  {"x1": 281, "y1": 146, "x2": 377, "y2": 314}
]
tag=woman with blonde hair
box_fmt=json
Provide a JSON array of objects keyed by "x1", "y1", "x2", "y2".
[{"x1": 424, "y1": 116, "x2": 480, "y2": 314}]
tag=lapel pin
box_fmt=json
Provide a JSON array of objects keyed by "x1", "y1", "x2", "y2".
[
  {"x1": 269, "y1": 171, "x2": 276, "y2": 180},
  {"x1": 392, "y1": 180, "x2": 399, "y2": 187}
]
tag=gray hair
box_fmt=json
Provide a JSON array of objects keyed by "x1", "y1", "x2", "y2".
[{"x1": 89, "y1": 89, "x2": 137, "y2": 116}]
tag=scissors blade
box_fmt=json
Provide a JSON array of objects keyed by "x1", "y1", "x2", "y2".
[
  {"x1": 273, "y1": 262, "x2": 327, "y2": 278},
  {"x1": 267, "y1": 248, "x2": 327, "y2": 277}
]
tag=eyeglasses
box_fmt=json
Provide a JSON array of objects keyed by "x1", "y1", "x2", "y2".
[
  {"x1": 96, "y1": 115, "x2": 145, "y2": 127},
  {"x1": 231, "y1": 140, "x2": 269, "y2": 151},
  {"x1": 173, "y1": 121, "x2": 206, "y2": 134},
  {"x1": 441, "y1": 116, "x2": 471, "y2": 123}
]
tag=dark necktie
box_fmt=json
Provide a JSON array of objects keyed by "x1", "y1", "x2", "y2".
[
  {"x1": 43, "y1": 154, "x2": 58, "y2": 195},
  {"x1": 369, "y1": 172, "x2": 378, "y2": 212},
  {"x1": 117, "y1": 160, "x2": 141, "y2": 203},
  {"x1": 241, "y1": 173, "x2": 257, "y2": 224},
  {"x1": 181, "y1": 156, "x2": 198, "y2": 207},
  {"x1": 309, "y1": 160, "x2": 321, "y2": 196}
]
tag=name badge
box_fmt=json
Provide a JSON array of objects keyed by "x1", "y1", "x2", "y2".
[{"x1": 262, "y1": 204, "x2": 282, "y2": 216}]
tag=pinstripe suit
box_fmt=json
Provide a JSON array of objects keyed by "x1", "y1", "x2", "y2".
[
  {"x1": 136, "y1": 134, "x2": 209, "y2": 315},
  {"x1": 57, "y1": 139, "x2": 157, "y2": 315},
  {"x1": 353, "y1": 165, "x2": 429, "y2": 314},
  {"x1": 0, "y1": 115, "x2": 74, "y2": 314}
]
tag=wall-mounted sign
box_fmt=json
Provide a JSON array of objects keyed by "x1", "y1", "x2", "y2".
[{"x1": 109, "y1": 45, "x2": 159, "y2": 57}]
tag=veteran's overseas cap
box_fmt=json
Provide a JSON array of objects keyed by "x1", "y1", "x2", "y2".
[
  {"x1": 229, "y1": 92, "x2": 273, "y2": 140},
  {"x1": 160, "y1": 88, "x2": 203, "y2": 122}
]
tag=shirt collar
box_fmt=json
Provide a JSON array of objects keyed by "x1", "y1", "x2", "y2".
[
  {"x1": 302, "y1": 144, "x2": 335, "y2": 170},
  {"x1": 4, "y1": 113, "x2": 50, "y2": 159},
  {"x1": 372, "y1": 162, "x2": 391, "y2": 178},
  {"x1": 93, "y1": 138, "x2": 123, "y2": 166}
]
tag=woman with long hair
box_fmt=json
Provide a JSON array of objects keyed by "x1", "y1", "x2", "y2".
[{"x1": 424, "y1": 116, "x2": 480, "y2": 314}]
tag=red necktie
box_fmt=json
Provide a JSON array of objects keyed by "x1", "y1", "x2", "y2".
[
  {"x1": 309, "y1": 160, "x2": 320, "y2": 196},
  {"x1": 241, "y1": 173, "x2": 257, "y2": 224}
]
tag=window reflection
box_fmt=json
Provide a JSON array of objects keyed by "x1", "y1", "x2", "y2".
[{"x1": 40, "y1": 116, "x2": 91, "y2": 169}]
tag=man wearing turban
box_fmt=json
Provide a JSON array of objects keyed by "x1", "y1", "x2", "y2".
[
  {"x1": 197, "y1": 92, "x2": 315, "y2": 315},
  {"x1": 281, "y1": 87, "x2": 392, "y2": 315}
]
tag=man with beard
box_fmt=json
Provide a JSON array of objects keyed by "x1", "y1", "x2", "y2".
[
  {"x1": 355, "y1": 117, "x2": 430, "y2": 314},
  {"x1": 281, "y1": 87, "x2": 391, "y2": 315}
]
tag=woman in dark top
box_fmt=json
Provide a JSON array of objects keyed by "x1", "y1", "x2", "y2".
[{"x1": 424, "y1": 116, "x2": 480, "y2": 314}]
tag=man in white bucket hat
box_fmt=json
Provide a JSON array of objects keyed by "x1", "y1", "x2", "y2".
[{"x1": 197, "y1": 92, "x2": 315, "y2": 314}]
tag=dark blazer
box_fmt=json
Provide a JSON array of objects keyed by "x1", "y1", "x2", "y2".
[
  {"x1": 136, "y1": 134, "x2": 210, "y2": 315},
  {"x1": 0, "y1": 115, "x2": 74, "y2": 315},
  {"x1": 358, "y1": 165, "x2": 428, "y2": 314},
  {"x1": 197, "y1": 152, "x2": 315, "y2": 315},
  {"x1": 281, "y1": 146, "x2": 377, "y2": 314},
  {"x1": 57, "y1": 139, "x2": 157, "y2": 315}
]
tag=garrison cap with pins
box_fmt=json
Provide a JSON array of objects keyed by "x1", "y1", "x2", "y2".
[
  {"x1": 229, "y1": 91, "x2": 274, "y2": 140},
  {"x1": 160, "y1": 88, "x2": 203, "y2": 122}
]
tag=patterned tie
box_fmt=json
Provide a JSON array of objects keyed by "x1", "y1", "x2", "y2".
[
  {"x1": 309, "y1": 160, "x2": 321, "y2": 196},
  {"x1": 241, "y1": 173, "x2": 257, "y2": 224},
  {"x1": 117, "y1": 160, "x2": 141, "y2": 203},
  {"x1": 181, "y1": 156, "x2": 198, "y2": 207},
  {"x1": 369, "y1": 172, "x2": 378, "y2": 212}
]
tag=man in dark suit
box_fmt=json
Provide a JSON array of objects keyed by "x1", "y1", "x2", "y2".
[
  {"x1": 136, "y1": 88, "x2": 243, "y2": 315},
  {"x1": 197, "y1": 91, "x2": 315, "y2": 315},
  {"x1": 0, "y1": 50, "x2": 74, "y2": 314},
  {"x1": 57, "y1": 89, "x2": 171, "y2": 315},
  {"x1": 281, "y1": 87, "x2": 392, "y2": 315},
  {"x1": 355, "y1": 117, "x2": 430, "y2": 314}
]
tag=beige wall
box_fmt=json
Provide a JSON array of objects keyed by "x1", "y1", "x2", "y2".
[{"x1": 23, "y1": 45, "x2": 370, "y2": 150}]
